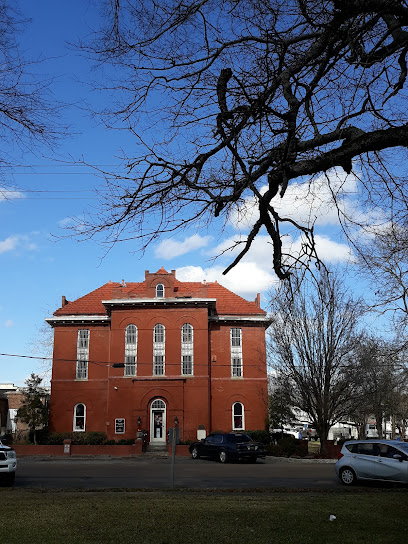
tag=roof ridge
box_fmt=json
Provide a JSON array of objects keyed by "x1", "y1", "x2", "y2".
[{"x1": 53, "y1": 278, "x2": 266, "y2": 316}]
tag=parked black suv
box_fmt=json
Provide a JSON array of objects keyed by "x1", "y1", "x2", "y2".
[{"x1": 189, "y1": 433, "x2": 266, "y2": 463}]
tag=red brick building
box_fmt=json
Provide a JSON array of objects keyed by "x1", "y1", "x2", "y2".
[{"x1": 46, "y1": 268, "x2": 270, "y2": 444}]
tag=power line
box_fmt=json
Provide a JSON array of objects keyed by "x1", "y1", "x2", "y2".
[
  {"x1": 0, "y1": 352, "x2": 266, "y2": 370},
  {"x1": 0, "y1": 164, "x2": 125, "y2": 168}
]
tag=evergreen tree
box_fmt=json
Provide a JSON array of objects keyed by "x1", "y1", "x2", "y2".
[{"x1": 17, "y1": 373, "x2": 49, "y2": 445}]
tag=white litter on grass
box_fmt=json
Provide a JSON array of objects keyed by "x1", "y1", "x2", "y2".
[{"x1": 329, "y1": 515, "x2": 336, "y2": 522}]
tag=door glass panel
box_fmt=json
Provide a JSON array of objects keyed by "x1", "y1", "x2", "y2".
[{"x1": 153, "y1": 411, "x2": 163, "y2": 439}]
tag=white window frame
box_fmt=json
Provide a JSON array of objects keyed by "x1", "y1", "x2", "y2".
[
  {"x1": 156, "y1": 283, "x2": 165, "y2": 298},
  {"x1": 73, "y1": 403, "x2": 86, "y2": 431},
  {"x1": 230, "y1": 328, "x2": 243, "y2": 377},
  {"x1": 231, "y1": 328, "x2": 242, "y2": 347},
  {"x1": 124, "y1": 324, "x2": 137, "y2": 376},
  {"x1": 76, "y1": 329, "x2": 89, "y2": 380},
  {"x1": 232, "y1": 402, "x2": 245, "y2": 430},
  {"x1": 153, "y1": 324, "x2": 165, "y2": 375},
  {"x1": 115, "y1": 418, "x2": 126, "y2": 434},
  {"x1": 181, "y1": 323, "x2": 194, "y2": 375}
]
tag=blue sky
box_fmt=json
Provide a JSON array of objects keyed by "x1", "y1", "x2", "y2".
[{"x1": 1, "y1": 1, "x2": 360, "y2": 386}]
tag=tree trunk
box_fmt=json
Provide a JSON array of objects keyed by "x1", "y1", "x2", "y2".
[
  {"x1": 375, "y1": 412, "x2": 383, "y2": 438},
  {"x1": 316, "y1": 423, "x2": 330, "y2": 456}
]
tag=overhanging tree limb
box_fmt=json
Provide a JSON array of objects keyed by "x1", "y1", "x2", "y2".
[{"x1": 77, "y1": 0, "x2": 408, "y2": 279}]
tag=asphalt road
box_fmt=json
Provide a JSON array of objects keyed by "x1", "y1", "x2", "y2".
[{"x1": 14, "y1": 456, "x2": 340, "y2": 489}]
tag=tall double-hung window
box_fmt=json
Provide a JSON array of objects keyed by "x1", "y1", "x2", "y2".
[
  {"x1": 124, "y1": 324, "x2": 138, "y2": 376},
  {"x1": 153, "y1": 324, "x2": 165, "y2": 375},
  {"x1": 230, "y1": 328, "x2": 243, "y2": 377},
  {"x1": 181, "y1": 323, "x2": 194, "y2": 375},
  {"x1": 76, "y1": 329, "x2": 89, "y2": 379}
]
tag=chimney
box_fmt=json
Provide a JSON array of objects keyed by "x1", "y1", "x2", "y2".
[
  {"x1": 61, "y1": 296, "x2": 68, "y2": 307},
  {"x1": 255, "y1": 293, "x2": 261, "y2": 308}
]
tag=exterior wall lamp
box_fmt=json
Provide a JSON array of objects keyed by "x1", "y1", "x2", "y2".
[{"x1": 174, "y1": 416, "x2": 179, "y2": 427}]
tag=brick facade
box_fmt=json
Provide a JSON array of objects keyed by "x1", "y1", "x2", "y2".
[{"x1": 47, "y1": 268, "x2": 270, "y2": 444}]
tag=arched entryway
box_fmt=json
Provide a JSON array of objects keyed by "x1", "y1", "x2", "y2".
[{"x1": 150, "y1": 398, "x2": 166, "y2": 443}]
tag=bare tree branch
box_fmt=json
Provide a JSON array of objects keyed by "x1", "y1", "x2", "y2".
[{"x1": 78, "y1": 0, "x2": 408, "y2": 279}]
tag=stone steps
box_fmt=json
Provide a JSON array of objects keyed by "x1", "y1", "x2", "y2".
[{"x1": 144, "y1": 442, "x2": 168, "y2": 458}]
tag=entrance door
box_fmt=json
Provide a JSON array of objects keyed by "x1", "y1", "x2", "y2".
[{"x1": 150, "y1": 399, "x2": 166, "y2": 443}]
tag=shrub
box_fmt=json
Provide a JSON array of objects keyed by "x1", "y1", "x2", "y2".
[
  {"x1": 79, "y1": 432, "x2": 107, "y2": 445},
  {"x1": 41, "y1": 432, "x2": 66, "y2": 445},
  {"x1": 265, "y1": 444, "x2": 285, "y2": 457},
  {"x1": 115, "y1": 438, "x2": 135, "y2": 445},
  {"x1": 277, "y1": 436, "x2": 298, "y2": 457},
  {"x1": 37, "y1": 431, "x2": 108, "y2": 445},
  {"x1": 293, "y1": 445, "x2": 307, "y2": 458}
]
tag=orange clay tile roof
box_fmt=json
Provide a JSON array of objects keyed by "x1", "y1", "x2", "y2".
[{"x1": 54, "y1": 279, "x2": 266, "y2": 317}]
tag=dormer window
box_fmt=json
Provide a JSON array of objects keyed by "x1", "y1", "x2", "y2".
[{"x1": 156, "y1": 283, "x2": 165, "y2": 298}]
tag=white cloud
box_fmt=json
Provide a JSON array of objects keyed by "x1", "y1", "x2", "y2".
[
  {"x1": 211, "y1": 230, "x2": 352, "y2": 267},
  {"x1": 0, "y1": 234, "x2": 38, "y2": 255},
  {"x1": 0, "y1": 188, "x2": 25, "y2": 202},
  {"x1": 58, "y1": 216, "x2": 75, "y2": 227},
  {"x1": 0, "y1": 236, "x2": 20, "y2": 254},
  {"x1": 176, "y1": 262, "x2": 278, "y2": 299},
  {"x1": 4, "y1": 319, "x2": 14, "y2": 328},
  {"x1": 230, "y1": 168, "x2": 360, "y2": 232},
  {"x1": 155, "y1": 234, "x2": 212, "y2": 259},
  {"x1": 182, "y1": 229, "x2": 352, "y2": 300},
  {"x1": 286, "y1": 234, "x2": 354, "y2": 264}
]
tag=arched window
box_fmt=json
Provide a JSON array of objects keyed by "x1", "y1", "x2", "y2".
[
  {"x1": 151, "y1": 399, "x2": 166, "y2": 410},
  {"x1": 154, "y1": 323, "x2": 165, "y2": 343},
  {"x1": 232, "y1": 402, "x2": 244, "y2": 430},
  {"x1": 181, "y1": 323, "x2": 193, "y2": 375},
  {"x1": 73, "y1": 403, "x2": 86, "y2": 431},
  {"x1": 124, "y1": 324, "x2": 137, "y2": 376},
  {"x1": 153, "y1": 324, "x2": 165, "y2": 375},
  {"x1": 181, "y1": 323, "x2": 193, "y2": 343},
  {"x1": 156, "y1": 283, "x2": 165, "y2": 298}
]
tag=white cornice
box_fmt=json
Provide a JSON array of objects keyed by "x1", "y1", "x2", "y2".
[
  {"x1": 209, "y1": 315, "x2": 271, "y2": 326},
  {"x1": 45, "y1": 315, "x2": 110, "y2": 326},
  {"x1": 102, "y1": 297, "x2": 217, "y2": 308}
]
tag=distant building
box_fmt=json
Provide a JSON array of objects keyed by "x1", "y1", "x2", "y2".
[
  {"x1": 0, "y1": 383, "x2": 19, "y2": 434},
  {"x1": 46, "y1": 268, "x2": 270, "y2": 444},
  {"x1": 0, "y1": 383, "x2": 50, "y2": 439}
]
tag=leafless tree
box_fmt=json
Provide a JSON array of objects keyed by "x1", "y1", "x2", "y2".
[
  {"x1": 78, "y1": 0, "x2": 408, "y2": 279},
  {"x1": 393, "y1": 391, "x2": 408, "y2": 438},
  {"x1": 0, "y1": 1, "x2": 61, "y2": 190},
  {"x1": 268, "y1": 269, "x2": 363, "y2": 453},
  {"x1": 358, "y1": 224, "x2": 408, "y2": 332},
  {"x1": 350, "y1": 335, "x2": 407, "y2": 438}
]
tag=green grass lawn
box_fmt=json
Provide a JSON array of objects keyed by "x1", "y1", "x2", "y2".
[{"x1": 1, "y1": 489, "x2": 408, "y2": 544}]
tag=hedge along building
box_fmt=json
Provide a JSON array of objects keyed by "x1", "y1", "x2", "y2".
[{"x1": 46, "y1": 268, "x2": 270, "y2": 444}]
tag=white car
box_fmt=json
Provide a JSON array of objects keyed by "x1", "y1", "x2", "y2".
[
  {"x1": 0, "y1": 440, "x2": 17, "y2": 486},
  {"x1": 336, "y1": 439, "x2": 408, "y2": 485}
]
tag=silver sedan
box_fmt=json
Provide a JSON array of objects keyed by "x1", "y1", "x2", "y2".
[{"x1": 335, "y1": 439, "x2": 408, "y2": 485}]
